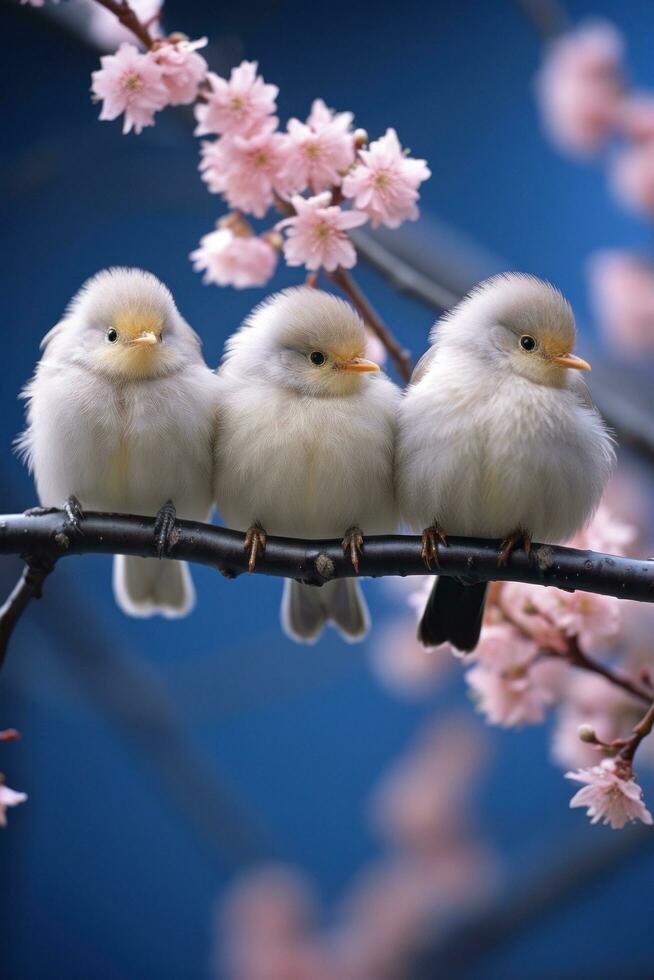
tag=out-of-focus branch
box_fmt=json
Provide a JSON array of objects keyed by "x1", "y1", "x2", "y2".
[
  {"x1": 1, "y1": 509, "x2": 654, "y2": 667},
  {"x1": 513, "y1": 0, "x2": 569, "y2": 39},
  {"x1": 91, "y1": 0, "x2": 155, "y2": 48}
]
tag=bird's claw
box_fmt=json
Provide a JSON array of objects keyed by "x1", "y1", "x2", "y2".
[
  {"x1": 244, "y1": 523, "x2": 267, "y2": 573},
  {"x1": 342, "y1": 526, "x2": 365, "y2": 574},
  {"x1": 154, "y1": 500, "x2": 177, "y2": 559},
  {"x1": 63, "y1": 495, "x2": 84, "y2": 534},
  {"x1": 421, "y1": 523, "x2": 448, "y2": 569},
  {"x1": 498, "y1": 527, "x2": 532, "y2": 567}
]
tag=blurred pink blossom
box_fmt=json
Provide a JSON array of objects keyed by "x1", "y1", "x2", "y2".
[
  {"x1": 618, "y1": 93, "x2": 654, "y2": 143},
  {"x1": 191, "y1": 227, "x2": 277, "y2": 288},
  {"x1": 279, "y1": 99, "x2": 356, "y2": 194},
  {"x1": 368, "y1": 618, "x2": 450, "y2": 697},
  {"x1": 342, "y1": 128, "x2": 430, "y2": 228},
  {"x1": 195, "y1": 61, "x2": 278, "y2": 138},
  {"x1": 588, "y1": 250, "x2": 654, "y2": 355},
  {"x1": 466, "y1": 659, "x2": 563, "y2": 728},
  {"x1": 369, "y1": 716, "x2": 486, "y2": 852},
  {"x1": 278, "y1": 193, "x2": 368, "y2": 271},
  {"x1": 199, "y1": 121, "x2": 290, "y2": 218},
  {"x1": 0, "y1": 781, "x2": 27, "y2": 827},
  {"x1": 566, "y1": 759, "x2": 653, "y2": 828},
  {"x1": 91, "y1": 42, "x2": 169, "y2": 135},
  {"x1": 363, "y1": 329, "x2": 387, "y2": 366},
  {"x1": 153, "y1": 37, "x2": 208, "y2": 106},
  {"x1": 570, "y1": 503, "x2": 637, "y2": 556},
  {"x1": 534, "y1": 20, "x2": 624, "y2": 156},
  {"x1": 610, "y1": 141, "x2": 654, "y2": 217}
]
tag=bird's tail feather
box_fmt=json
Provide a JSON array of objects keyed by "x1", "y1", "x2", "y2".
[
  {"x1": 282, "y1": 578, "x2": 369, "y2": 644},
  {"x1": 113, "y1": 555, "x2": 195, "y2": 619},
  {"x1": 418, "y1": 576, "x2": 488, "y2": 652}
]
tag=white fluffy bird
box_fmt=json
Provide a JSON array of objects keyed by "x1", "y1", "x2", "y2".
[
  {"x1": 215, "y1": 286, "x2": 399, "y2": 643},
  {"x1": 18, "y1": 267, "x2": 220, "y2": 618},
  {"x1": 397, "y1": 273, "x2": 616, "y2": 651}
]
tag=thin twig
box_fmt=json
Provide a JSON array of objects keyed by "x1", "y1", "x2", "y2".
[
  {"x1": 565, "y1": 637, "x2": 653, "y2": 706},
  {"x1": 327, "y1": 266, "x2": 413, "y2": 381},
  {"x1": 0, "y1": 557, "x2": 55, "y2": 670},
  {"x1": 91, "y1": 0, "x2": 155, "y2": 49}
]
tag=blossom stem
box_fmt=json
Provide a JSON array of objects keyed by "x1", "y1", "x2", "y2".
[
  {"x1": 618, "y1": 699, "x2": 654, "y2": 765},
  {"x1": 565, "y1": 638, "x2": 653, "y2": 707},
  {"x1": 91, "y1": 0, "x2": 155, "y2": 49},
  {"x1": 327, "y1": 266, "x2": 413, "y2": 381}
]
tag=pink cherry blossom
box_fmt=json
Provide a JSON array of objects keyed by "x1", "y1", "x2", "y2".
[
  {"x1": 195, "y1": 61, "x2": 278, "y2": 138},
  {"x1": 498, "y1": 583, "x2": 569, "y2": 653},
  {"x1": 152, "y1": 38, "x2": 208, "y2": 106},
  {"x1": 466, "y1": 659, "x2": 563, "y2": 728},
  {"x1": 472, "y1": 621, "x2": 540, "y2": 671},
  {"x1": 588, "y1": 251, "x2": 654, "y2": 356},
  {"x1": 91, "y1": 43, "x2": 169, "y2": 135},
  {"x1": 279, "y1": 99, "x2": 355, "y2": 194},
  {"x1": 199, "y1": 121, "x2": 290, "y2": 217},
  {"x1": 0, "y1": 781, "x2": 27, "y2": 827},
  {"x1": 342, "y1": 128, "x2": 430, "y2": 228},
  {"x1": 278, "y1": 193, "x2": 368, "y2": 272},
  {"x1": 534, "y1": 20, "x2": 624, "y2": 156},
  {"x1": 566, "y1": 759, "x2": 653, "y2": 828},
  {"x1": 610, "y1": 142, "x2": 654, "y2": 217},
  {"x1": 190, "y1": 227, "x2": 277, "y2": 288},
  {"x1": 537, "y1": 587, "x2": 621, "y2": 654}
]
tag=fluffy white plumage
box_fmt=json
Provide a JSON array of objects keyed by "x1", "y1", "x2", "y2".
[
  {"x1": 18, "y1": 267, "x2": 220, "y2": 618},
  {"x1": 215, "y1": 286, "x2": 399, "y2": 643},
  {"x1": 397, "y1": 273, "x2": 616, "y2": 649}
]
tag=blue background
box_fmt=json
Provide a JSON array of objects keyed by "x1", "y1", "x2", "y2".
[{"x1": 2, "y1": 1, "x2": 654, "y2": 977}]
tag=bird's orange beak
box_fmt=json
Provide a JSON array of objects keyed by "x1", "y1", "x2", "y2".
[
  {"x1": 338, "y1": 357, "x2": 380, "y2": 373},
  {"x1": 130, "y1": 331, "x2": 159, "y2": 348},
  {"x1": 552, "y1": 352, "x2": 591, "y2": 371}
]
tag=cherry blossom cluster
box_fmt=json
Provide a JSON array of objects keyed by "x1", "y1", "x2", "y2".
[
  {"x1": 191, "y1": 60, "x2": 430, "y2": 289},
  {"x1": 91, "y1": 36, "x2": 208, "y2": 134},
  {"x1": 0, "y1": 728, "x2": 26, "y2": 829},
  {"x1": 375, "y1": 505, "x2": 654, "y2": 831},
  {"x1": 213, "y1": 716, "x2": 495, "y2": 980},
  {"x1": 535, "y1": 19, "x2": 654, "y2": 357}
]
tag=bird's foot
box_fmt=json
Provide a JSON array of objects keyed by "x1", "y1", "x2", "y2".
[
  {"x1": 421, "y1": 522, "x2": 448, "y2": 569},
  {"x1": 153, "y1": 500, "x2": 177, "y2": 559},
  {"x1": 63, "y1": 495, "x2": 84, "y2": 534},
  {"x1": 244, "y1": 522, "x2": 267, "y2": 573},
  {"x1": 498, "y1": 527, "x2": 532, "y2": 567},
  {"x1": 342, "y1": 525, "x2": 365, "y2": 574}
]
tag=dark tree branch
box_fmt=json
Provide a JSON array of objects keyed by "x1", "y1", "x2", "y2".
[{"x1": 1, "y1": 509, "x2": 653, "y2": 667}]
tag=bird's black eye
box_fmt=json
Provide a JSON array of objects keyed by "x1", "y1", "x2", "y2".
[
  {"x1": 158, "y1": 332, "x2": 163, "y2": 343},
  {"x1": 310, "y1": 351, "x2": 325, "y2": 365},
  {"x1": 520, "y1": 334, "x2": 537, "y2": 352},
  {"x1": 106, "y1": 328, "x2": 118, "y2": 344}
]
